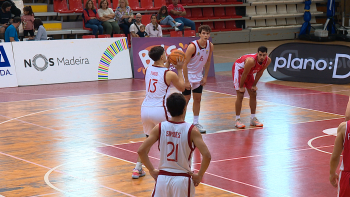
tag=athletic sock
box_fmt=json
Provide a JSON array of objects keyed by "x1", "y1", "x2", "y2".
[
  {"x1": 251, "y1": 114, "x2": 256, "y2": 119},
  {"x1": 236, "y1": 115, "x2": 240, "y2": 120},
  {"x1": 193, "y1": 116, "x2": 199, "y2": 124},
  {"x1": 135, "y1": 162, "x2": 142, "y2": 170}
]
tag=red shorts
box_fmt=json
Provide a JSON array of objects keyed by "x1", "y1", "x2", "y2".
[
  {"x1": 339, "y1": 171, "x2": 350, "y2": 197},
  {"x1": 232, "y1": 62, "x2": 255, "y2": 90}
]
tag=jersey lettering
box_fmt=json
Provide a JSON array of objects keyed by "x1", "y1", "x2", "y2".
[{"x1": 166, "y1": 131, "x2": 181, "y2": 138}]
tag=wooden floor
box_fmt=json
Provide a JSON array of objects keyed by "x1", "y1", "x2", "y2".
[{"x1": 0, "y1": 40, "x2": 350, "y2": 197}]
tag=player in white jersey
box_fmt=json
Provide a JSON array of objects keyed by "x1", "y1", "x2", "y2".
[
  {"x1": 182, "y1": 25, "x2": 214, "y2": 133},
  {"x1": 138, "y1": 93, "x2": 211, "y2": 196},
  {"x1": 132, "y1": 46, "x2": 186, "y2": 179}
]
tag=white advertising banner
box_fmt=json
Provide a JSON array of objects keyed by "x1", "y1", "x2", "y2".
[
  {"x1": 13, "y1": 38, "x2": 132, "y2": 86},
  {"x1": 0, "y1": 43, "x2": 18, "y2": 88}
]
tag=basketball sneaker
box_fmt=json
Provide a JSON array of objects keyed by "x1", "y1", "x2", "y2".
[
  {"x1": 132, "y1": 168, "x2": 146, "y2": 179},
  {"x1": 250, "y1": 117, "x2": 263, "y2": 127},
  {"x1": 175, "y1": 27, "x2": 180, "y2": 31},
  {"x1": 175, "y1": 22, "x2": 182, "y2": 27},
  {"x1": 235, "y1": 119, "x2": 245, "y2": 129},
  {"x1": 194, "y1": 124, "x2": 206, "y2": 133}
]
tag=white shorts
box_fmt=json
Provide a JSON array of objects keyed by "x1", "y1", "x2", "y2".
[
  {"x1": 141, "y1": 106, "x2": 168, "y2": 135},
  {"x1": 152, "y1": 174, "x2": 195, "y2": 197},
  {"x1": 187, "y1": 73, "x2": 202, "y2": 90}
]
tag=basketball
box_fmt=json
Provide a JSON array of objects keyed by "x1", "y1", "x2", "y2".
[{"x1": 168, "y1": 50, "x2": 185, "y2": 65}]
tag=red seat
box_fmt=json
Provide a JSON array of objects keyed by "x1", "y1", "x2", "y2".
[
  {"x1": 226, "y1": 21, "x2": 242, "y2": 31},
  {"x1": 216, "y1": 0, "x2": 232, "y2": 5},
  {"x1": 191, "y1": 0, "x2": 203, "y2": 5},
  {"x1": 112, "y1": 0, "x2": 119, "y2": 10},
  {"x1": 113, "y1": 34, "x2": 126, "y2": 37},
  {"x1": 129, "y1": 0, "x2": 146, "y2": 11},
  {"x1": 214, "y1": 7, "x2": 230, "y2": 19},
  {"x1": 98, "y1": 0, "x2": 112, "y2": 8},
  {"x1": 203, "y1": 7, "x2": 219, "y2": 19},
  {"x1": 82, "y1": 35, "x2": 95, "y2": 39},
  {"x1": 141, "y1": 14, "x2": 152, "y2": 25},
  {"x1": 195, "y1": 22, "x2": 201, "y2": 32},
  {"x1": 141, "y1": 0, "x2": 159, "y2": 10},
  {"x1": 83, "y1": 0, "x2": 98, "y2": 10},
  {"x1": 227, "y1": 0, "x2": 242, "y2": 3},
  {"x1": 166, "y1": 0, "x2": 172, "y2": 5},
  {"x1": 69, "y1": 0, "x2": 84, "y2": 12},
  {"x1": 54, "y1": 0, "x2": 74, "y2": 13},
  {"x1": 203, "y1": 0, "x2": 220, "y2": 4},
  {"x1": 191, "y1": 8, "x2": 204, "y2": 20},
  {"x1": 184, "y1": 30, "x2": 195, "y2": 37},
  {"x1": 202, "y1": 22, "x2": 219, "y2": 32},
  {"x1": 154, "y1": 0, "x2": 166, "y2": 9},
  {"x1": 214, "y1": 21, "x2": 230, "y2": 31},
  {"x1": 185, "y1": 8, "x2": 192, "y2": 18},
  {"x1": 83, "y1": 20, "x2": 92, "y2": 31},
  {"x1": 162, "y1": 29, "x2": 170, "y2": 35},
  {"x1": 181, "y1": 0, "x2": 192, "y2": 5},
  {"x1": 226, "y1": 7, "x2": 241, "y2": 18},
  {"x1": 98, "y1": 34, "x2": 112, "y2": 38},
  {"x1": 170, "y1": 31, "x2": 183, "y2": 37}
]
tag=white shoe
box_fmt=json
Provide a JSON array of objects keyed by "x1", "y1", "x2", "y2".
[
  {"x1": 175, "y1": 27, "x2": 180, "y2": 31},
  {"x1": 194, "y1": 124, "x2": 206, "y2": 133},
  {"x1": 175, "y1": 22, "x2": 182, "y2": 27}
]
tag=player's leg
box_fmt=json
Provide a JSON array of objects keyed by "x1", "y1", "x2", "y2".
[
  {"x1": 246, "y1": 75, "x2": 263, "y2": 127},
  {"x1": 172, "y1": 176, "x2": 195, "y2": 197},
  {"x1": 152, "y1": 175, "x2": 168, "y2": 197},
  {"x1": 182, "y1": 88, "x2": 192, "y2": 117},
  {"x1": 192, "y1": 85, "x2": 206, "y2": 133},
  {"x1": 233, "y1": 63, "x2": 246, "y2": 129}
]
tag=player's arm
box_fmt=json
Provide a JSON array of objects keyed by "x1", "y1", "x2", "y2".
[
  {"x1": 179, "y1": 6, "x2": 186, "y2": 16},
  {"x1": 201, "y1": 43, "x2": 214, "y2": 86},
  {"x1": 183, "y1": 44, "x2": 196, "y2": 90},
  {"x1": 190, "y1": 127, "x2": 211, "y2": 187},
  {"x1": 329, "y1": 122, "x2": 346, "y2": 187},
  {"x1": 137, "y1": 124, "x2": 160, "y2": 181},
  {"x1": 252, "y1": 57, "x2": 271, "y2": 87},
  {"x1": 239, "y1": 58, "x2": 255, "y2": 91},
  {"x1": 345, "y1": 97, "x2": 350, "y2": 121}
]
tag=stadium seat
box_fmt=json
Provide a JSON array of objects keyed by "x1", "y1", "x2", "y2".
[
  {"x1": 226, "y1": 21, "x2": 242, "y2": 30},
  {"x1": 266, "y1": 5, "x2": 277, "y2": 15},
  {"x1": 166, "y1": 0, "x2": 172, "y2": 5},
  {"x1": 54, "y1": 0, "x2": 73, "y2": 13},
  {"x1": 266, "y1": 18, "x2": 276, "y2": 26},
  {"x1": 203, "y1": 0, "x2": 220, "y2": 4},
  {"x1": 246, "y1": 6, "x2": 256, "y2": 16},
  {"x1": 297, "y1": 4, "x2": 304, "y2": 13},
  {"x1": 184, "y1": 30, "x2": 195, "y2": 37},
  {"x1": 162, "y1": 29, "x2": 170, "y2": 35},
  {"x1": 69, "y1": 0, "x2": 84, "y2": 12},
  {"x1": 203, "y1": 8, "x2": 220, "y2": 19},
  {"x1": 310, "y1": 16, "x2": 316, "y2": 23},
  {"x1": 82, "y1": 35, "x2": 95, "y2": 39},
  {"x1": 287, "y1": 4, "x2": 297, "y2": 14},
  {"x1": 83, "y1": 20, "x2": 92, "y2": 31},
  {"x1": 112, "y1": 0, "x2": 119, "y2": 10},
  {"x1": 185, "y1": 8, "x2": 192, "y2": 18},
  {"x1": 214, "y1": 7, "x2": 230, "y2": 19},
  {"x1": 286, "y1": 18, "x2": 297, "y2": 25},
  {"x1": 154, "y1": 0, "x2": 166, "y2": 9},
  {"x1": 141, "y1": 0, "x2": 159, "y2": 10},
  {"x1": 214, "y1": 21, "x2": 229, "y2": 31},
  {"x1": 226, "y1": 7, "x2": 241, "y2": 18},
  {"x1": 129, "y1": 0, "x2": 146, "y2": 11},
  {"x1": 202, "y1": 22, "x2": 219, "y2": 32},
  {"x1": 256, "y1": 5, "x2": 267, "y2": 15},
  {"x1": 277, "y1": 5, "x2": 287, "y2": 14},
  {"x1": 113, "y1": 34, "x2": 125, "y2": 37},
  {"x1": 215, "y1": 0, "x2": 232, "y2": 5},
  {"x1": 296, "y1": 17, "x2": 304, "y2": 24},
  {"x1": 142, "y1": 14, "x2": 152, "y2": 25},
  {"x1": 195, "y1": 22, "x2": 202, "y2": 32},
  {"x1": 256, "y1": 19, "x2": 266, "y2": 26},
  {"x1": 191, "y1": 8, "x2": 204, "y2": 20},
  {"x1": 83, "y1": 0, "x2": 98, "y2": 9},
  {"x1": 98, "y1": 0, "x2": 112, "y2": 8},
  {"x1": 276, "y1": 18, "x2": 286, "y2": 25},
  {"x1": 245, "y1": 20, "x2": 256, "y2": 28},
  {"x1": 310, "y1": 3, "x2": 317, "y2": 12},
  {"x1": 191, "y1": 0, "x2": 204, "y2": 5},
  {"x1": 170, "y1": 31, "x2": 183, "y2": 37},
  {"x1": 98, "y1": 34, "x2": 112, "y2": 38},
  {"x1": 181, "y1": 0, "x2": 193, "y2": 5},
  {"x1": 227, "y1": 0, "x2": 239, "y2": 2}
]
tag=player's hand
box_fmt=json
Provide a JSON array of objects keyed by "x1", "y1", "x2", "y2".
[
  {"x1": 150, "y1": 169, "x2": 159, "y2": 181},
  {"x1": 185, "y1": 81, "x2": 191, "y2": 90},
  {"x1": 174, "y1": 57, "x2": 184, "y2": 70},
  {"x1": 329, "y1": 173, "x2": 339, "y2": 187},
  {"x1": 239, "y1": 87, "x2": 245, "y2": 93},
  {"x1": 251, "y1": 86, "x2": 258, "y2": 92},
  {"x1": 189, "y1": 172, "x2": 202, "y2": 187},
  {"x1": 200, "y1": 77, "x2": 207, "y2": 86}
]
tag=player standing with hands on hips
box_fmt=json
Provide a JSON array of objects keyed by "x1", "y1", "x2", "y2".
[{"x1": 232, "y1": 46, "x2": 271, "y2": 129}]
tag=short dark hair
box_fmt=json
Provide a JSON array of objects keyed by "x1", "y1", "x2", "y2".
[
  {"x1": 34, "y1": 18, "x2": 43, "y2": 30},
  {"x1": 2, "y1": 1, "x2": 11, "y2": 11},
  {"x1": 258, "y1": 46, "x2": 267, "y2": 53},
  {"x1": 148, "y1": 46, "x2": 164, "y2": 61},
  {"x1": 166, "y1": 93, "x2": 186, "y2": 117},
  {"x1": 198, "y1": 25, "x2": 211, "y2": 34},
  {"x1": 12, "y1": 17, "x2": 21, "y2": 24}
]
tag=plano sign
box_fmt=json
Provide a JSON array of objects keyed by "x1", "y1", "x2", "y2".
[{"x1": 267, "y1": 43, "x2": 350, "y2": 84}]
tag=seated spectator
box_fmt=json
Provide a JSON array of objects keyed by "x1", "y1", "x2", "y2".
[
  {"x1": 5, "y1": 16, "x2": 20, "y2": 42},
  {"x1": 98, "y1": 0, "x2": 120, "y2": 36},
  {"x1": 83, "y1": 0, "x2": 103, "y2": 36},
  {"x1": 146, "y1": 14, "x2": 162, "y2": 37},
  {"x1": 129, "y1": 13, "x2": 142, "y2": 37},
  {"x1": 0, "y1": 0, "x2": 20, "y2": 17},
  {"x1": 168, "y1": 0, "x2": 195, "y2": 31},
  {"x1": 21, "y1": 6, "x2": 35, "y2": 38},
  {"x1": 33, "y1": 18, "x2": 47, "y2": 41},
  {"x1": 157, "y1": 6, "x2": 180, "y2": 31},
  {"x1": 137, "y1": 25, "x2": 148, "y2": 37},
  {"x1": 115, "y1": 0, "x2": 134, "y2": 37},
  {"x1": 0, "y1": 1, "x2": 12, "y2": 35}
]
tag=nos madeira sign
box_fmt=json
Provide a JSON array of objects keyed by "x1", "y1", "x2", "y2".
[{"x1": 267, "y1": 43, "x2": 350, "y2": 84}]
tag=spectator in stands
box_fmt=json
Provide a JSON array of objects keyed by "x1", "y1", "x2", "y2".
[
  {"x1": 4, "y1": 16, "x2": 20, "y2": 42},
  {"x1": 115, "y1": 0, "x2": 134, "y2": 37},
  {"x1": 146, "y1": 14, "x2": 162, "y2": 37},
  {"x1": 33, "y1": 18, "x2": 47, "y2": 41},
  {"x1": 21, "y1": 6, "x2": 35, "y2": 39},
  {"x1": 0, "y1": 0, "x2": 20, "y2": 17},
  {"x1": 157, "y1": 6, "x2": 180, "y2": 31},
  {"x1": 168, "y1": 0, "x2": 195, "y2": 31},
  {"x1": 0, "y1": 1, "x2": 12, "y2": 35},
  {"x1": 83, "y1": 0, "x2": 103, "y2": 37},
  {"x1": 137, "y1": 25, "x2": 148, "y2": 37},
  {"x1": 98, "y1": 0, "x2": 120, "y2": 36},
  {"x1": 129, "y1": 13, "x2": 142, "y2": 37}
]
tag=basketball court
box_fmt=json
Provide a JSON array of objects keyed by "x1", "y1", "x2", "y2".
[{"x1": 0, "y1": 40, "x2": 349, "y2": 197}]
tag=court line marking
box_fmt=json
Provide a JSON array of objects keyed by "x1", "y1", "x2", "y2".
[
  {"x1": 28, "y1": 192, "x2": 60, "y2": 197},
  {"x1": 307, "y1": 135, "x2": 334, "y2": 155}
]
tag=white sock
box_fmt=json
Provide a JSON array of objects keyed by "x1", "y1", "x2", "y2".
[
  {"x1": 135, "y1": 162, "x2": 142, "y2": 170},
  {"x1": 193, "y1": 116, "x2": 199, "y2": 124},
  {"x1": 236, "y1": 115, "x2": 240, "y2": 120},
  {"x1": 251, "y1": 114, "x2": 256, "y2": 119}
]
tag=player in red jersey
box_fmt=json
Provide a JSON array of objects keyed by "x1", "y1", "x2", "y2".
[
  {"x1": 330, "y1": 121, "x2": 350, "y2": 197},
  {"x1": 232, "y1": 46, "x2": 271, "y2": 129}
]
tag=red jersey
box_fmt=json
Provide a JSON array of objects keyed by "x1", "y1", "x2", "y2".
[
  {"x1": 340, "y1": 121, "x2": 350, "y2": 171},
  {"x1": 234, "y1": 53, "x2": 268, "y2": 75}
]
